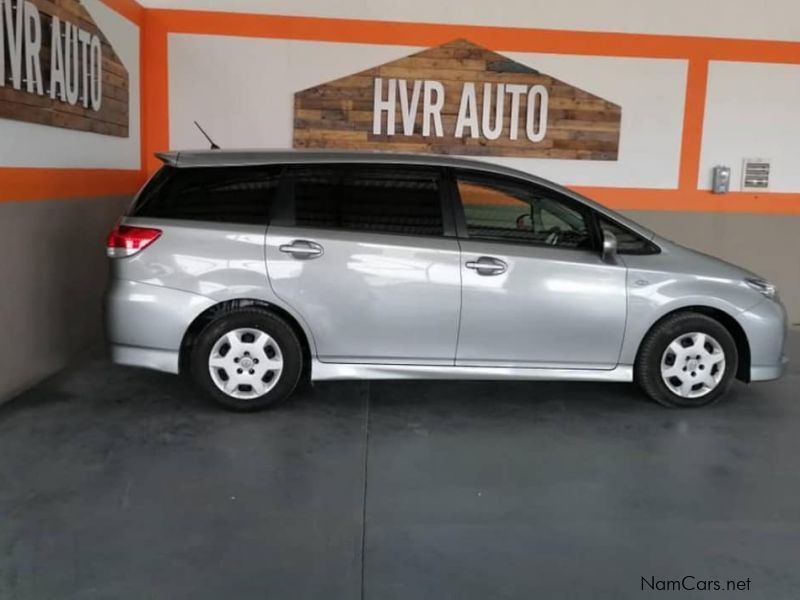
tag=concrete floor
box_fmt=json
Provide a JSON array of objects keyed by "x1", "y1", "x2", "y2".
[{"x1": 1, "y1": 333, "x2": 799, "y2": 600}]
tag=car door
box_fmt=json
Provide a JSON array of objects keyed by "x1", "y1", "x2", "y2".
[
  {"x1": 452, "y1": 170, "x2": 627, "y2": 369},
  {"x1": 265, "y1": 163, "x2": 461, "y2": 365}
]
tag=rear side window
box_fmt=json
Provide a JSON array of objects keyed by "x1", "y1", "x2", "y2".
[
  {"x1": 285, "y1": 165, "x2": 445, "y2": 237},
  {"x1": 131, "y1": 166, "x2": 280, "y2": 224}
]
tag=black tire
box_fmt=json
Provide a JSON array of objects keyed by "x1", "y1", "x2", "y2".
[
  {"x1": 635, "y1": 312, "x2": 738, "y2": 408},
  {"x1": 191, "y1": 308, "x2": 303, "y2": 412}
]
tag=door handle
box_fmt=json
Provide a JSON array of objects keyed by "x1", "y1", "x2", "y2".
[
  {"x1": 279, "y1": 240, "x2": 324, "y2": 259},
  {"x1": 465, "y1": 257, "x2": 508, "y2": 276}
]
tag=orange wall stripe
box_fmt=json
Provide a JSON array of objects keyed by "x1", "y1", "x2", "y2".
[
  {"x1": 150, "y1": 10, "x2": 800, "y2": 64},
  {"x1": 3, "y1": 172, "x2": 797, "y2": 212},
  {"x1": 143, "y1": 11, "x2": 170, "y2": 175},
  {"x1": 0, "y1": 169, "x2": 146, "y2": 202},
  {"x1": 572, "y1": 187, "x2": 800, "y2": 214},
  {"x1": 678, "y1": 59, "x2": 709, "y2": 191},
  {"x1": 98, "y1": 0, "x2": 144, "y2": 25}
]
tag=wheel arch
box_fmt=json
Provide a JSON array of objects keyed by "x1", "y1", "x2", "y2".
[
  {"x1": 634, "y1": 306, "x2": 751, "y2": 383},
  {"x1": 179, "y1": 298, "x2": 314, "y2": 379}
]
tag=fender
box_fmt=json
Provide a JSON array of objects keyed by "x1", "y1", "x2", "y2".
[{"x1": 618, "y1": 274, "x2": 759, "y2": 366}]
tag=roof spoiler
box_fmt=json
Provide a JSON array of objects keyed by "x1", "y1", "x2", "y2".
[{"x1": 155, "y1": 151, "x2": 179, "y2": 166}]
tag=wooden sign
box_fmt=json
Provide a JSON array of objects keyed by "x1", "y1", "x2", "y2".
[
  {"x1": 294, "y1": 39, "x2": 621, "y2": 160},
  {"x1": 0, "y1": 0, "x2": 129, "y2": 138}
]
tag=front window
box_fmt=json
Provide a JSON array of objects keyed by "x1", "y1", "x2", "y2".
[{"x1": 456, "y1": 174, "x2": 592, "y2": 249}]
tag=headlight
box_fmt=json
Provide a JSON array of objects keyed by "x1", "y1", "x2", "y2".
[{"x1": 745, "y1": 277, "x2": 778, "y2": 299}]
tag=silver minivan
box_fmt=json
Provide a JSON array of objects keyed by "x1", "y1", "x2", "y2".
[{"x1": 105, "y1": 151, "x2": 788, "y2": 411}]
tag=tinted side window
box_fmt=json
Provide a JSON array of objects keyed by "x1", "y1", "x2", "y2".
[
  {"x1": 131, "y1": 166, "x2": 280, "y2": 224},
  {"x1": 599, "y1": 217, "x2": 659, "y2": 255},
  {"x1": 287, "y1": 165, "x2": 444, "y2": 236},
  {"x1": 456, "y1": 174, "x2": 592, "y2": 250}
]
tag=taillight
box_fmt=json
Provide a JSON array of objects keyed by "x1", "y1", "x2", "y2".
[{"x1": 106, "y1": 224, "x2": 162, "y2": 258}]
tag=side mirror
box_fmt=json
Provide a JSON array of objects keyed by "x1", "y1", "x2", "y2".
[{"x1": 602, "y1": 230, "x2": 618, "y2": 263}]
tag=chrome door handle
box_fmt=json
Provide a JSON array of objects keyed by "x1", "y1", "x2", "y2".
[
  {"x1": 465, "y1": 257, "x2": 508, "y2": 276},
  {"x1": 279, "y1": 240, "x2": 324, "y2": 259}
]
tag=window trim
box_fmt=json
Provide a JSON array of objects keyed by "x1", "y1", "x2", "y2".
[
  {"x1": 448, "y1": 168, "x2": 601, "y2": 253},
  {"x1": 273, "y1": 163, "x2": 456, "y2": 239}
]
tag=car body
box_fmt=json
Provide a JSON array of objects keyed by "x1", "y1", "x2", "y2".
[{"x1": 105, "y1": 150, "x2": 788, "y2": 410}]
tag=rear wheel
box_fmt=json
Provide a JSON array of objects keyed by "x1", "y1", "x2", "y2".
[
  {"x1": 191, "y1": 309, "x2": 303, "y2": 411},
  {"x1": 635, "y1": 312, "x2": 738, "y2": 408}
]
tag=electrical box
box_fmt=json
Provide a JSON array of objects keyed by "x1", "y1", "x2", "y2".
[{"x1": 712, "y1": 165, "x2": 731, "y2": 194}]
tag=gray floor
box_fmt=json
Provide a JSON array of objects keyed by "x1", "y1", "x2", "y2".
[{"x1": 1, "y1": 334, "x2": 799, "y2": 600}]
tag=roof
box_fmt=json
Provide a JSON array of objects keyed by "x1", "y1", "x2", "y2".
[
  {"x1": 154, "y1": 149, "x2": 655, "y2": 239},
  {"x1": 158, "y1": 148, "x2": 531, "y2": 173}
]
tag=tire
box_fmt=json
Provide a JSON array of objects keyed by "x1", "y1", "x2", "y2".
[
  {"x1": 635, "y1": 312, "x2": 738, "y2": 408},
  {"x1": 191, "y1": 308, "x2": 303, "y2": 411}
]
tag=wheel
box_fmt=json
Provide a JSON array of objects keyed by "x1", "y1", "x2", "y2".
[
  {"x1": 635, "y1": 312, "x2": 738, "y2": 408},
  {"x1": 191, "y1": 308, "x2": 303, "y2": 411}
]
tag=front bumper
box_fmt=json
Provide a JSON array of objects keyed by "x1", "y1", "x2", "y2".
[
  {"x1": 738, "y1": 298, "x2": 789, "y2": 382},
  {"x1": 750, "y1": 357, "x2": 789, "y2": 382}
]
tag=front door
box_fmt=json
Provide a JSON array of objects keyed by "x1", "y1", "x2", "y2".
[
  {"x1": 266, "y1": 164, "x2": 461, "y2": 364},
  {"x1": 453, "y1": 171, "x2": 627, "y2": 369}
]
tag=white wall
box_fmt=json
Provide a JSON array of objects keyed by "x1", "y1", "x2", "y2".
[
  {"x1": 139, "y1": 0, "x2": 800, "y2": 42},
  {"x1": 494, "y1": 53, "x2": 685, "y2": 188},
  {"x1": 169, "y1": 35, "x2": 686, "y2": 189},
  {"x1": 0, "y1": 0, "x2": 141, "y2": 169},
  {"x1": 699, "y1": 61, "x2": 800, "y2": 193}
]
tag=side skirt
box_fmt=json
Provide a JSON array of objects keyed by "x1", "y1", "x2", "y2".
[{"x1": 311, "y1": 361, "x2": 634, "y2": 382}]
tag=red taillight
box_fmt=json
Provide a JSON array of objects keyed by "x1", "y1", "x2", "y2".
[{"x1": 106, "y1": 224, "x2": 162, "y2": 258}]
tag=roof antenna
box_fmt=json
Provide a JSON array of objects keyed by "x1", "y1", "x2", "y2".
[{"x1": 194, "y1": 121, "x2": 221, "y2": 150}]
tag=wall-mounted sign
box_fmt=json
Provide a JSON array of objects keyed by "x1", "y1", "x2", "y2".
[
  {"x1": 294, "y1": 39, "x2": 621, "y2": 160},
  {"x1": 0, "y1": 0, "x2": 129, "y2": 137}
]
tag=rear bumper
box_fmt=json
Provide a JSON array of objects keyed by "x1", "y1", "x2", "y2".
[
  {"x1": 111, "y1": 344, "x2": 180, "y2": 374},
  {"x1": 105, "y1": 279, "x2": 215, "y2": 371},
  {"x1": 739, "y1": 298, "x2": 789, "y2": 382}
]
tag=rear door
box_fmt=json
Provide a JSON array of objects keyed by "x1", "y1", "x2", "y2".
[
  {"x1": 452, "y1": 170, "x2": 628, "y2": 369},
  {"x1": 265, "y1": 164, "x2": 461, "y2": 365}
]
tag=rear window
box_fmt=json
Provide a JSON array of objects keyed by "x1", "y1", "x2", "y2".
[
  {"x1": 130, "y1": 166, "x2": 280, "y2": 224},
  {"x1": 285, "y1": 165, "x2": 445, "y2": 237}
]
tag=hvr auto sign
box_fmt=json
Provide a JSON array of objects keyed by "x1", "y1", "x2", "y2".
[
  {"x1": 372, "y1": 78, "x2": 549, "y2": 143},
  {"x1": 0, "y1": 0, "x2": 129, "y2": 137},
  {"x1": 294, "y1": 39, "x2": 621, "y2": 160},
  {"x1": 1, "y1": 0, "x2": 103, "y2": 110}
]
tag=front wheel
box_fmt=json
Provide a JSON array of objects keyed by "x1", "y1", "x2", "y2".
[
  {"x1": 191, "y1": 309, "x2": 303, "y2": 411},
  {"x1": 635, "y1": 312, "x2": 738, "y2": 408}
]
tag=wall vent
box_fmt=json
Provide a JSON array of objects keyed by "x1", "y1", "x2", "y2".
[{"x1": 741, "y1": 158, "x2": 771, "y2": 191}]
